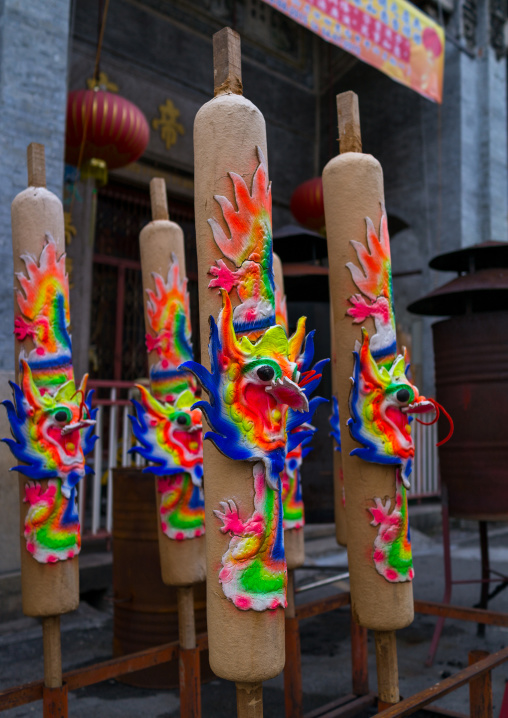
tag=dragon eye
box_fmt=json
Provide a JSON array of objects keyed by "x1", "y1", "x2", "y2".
[
  {"x1": 396, "y1": 388, "x2": 410, "y2": 403},
  {"x1": 176, "y1": 414, "x2": 190, "y2": 427},
  {"x1": 256, "y1": 365, "x2": 275, "y2": 382},
  {"x1": 54, "y1": 409, "x2": 70, "y2": 423}
]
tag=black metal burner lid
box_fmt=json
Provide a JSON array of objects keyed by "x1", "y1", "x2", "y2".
[
  {"x1": 273, "y1": 224, "x2": 327, "y2": 263},
  {"x1": 407, "y1": 268, "x2": 508, "y2": 315},
  {"x1": 429, "y1": 241, "x2": 508, "y2": 272}
]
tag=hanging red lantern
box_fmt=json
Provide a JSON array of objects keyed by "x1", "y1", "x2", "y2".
[
  {"x1": 290, "y1": 177, "x2": 325, "y2": 233},
  {"x1": 65, "y1": 90, "x2": 150, "y2": 170}
]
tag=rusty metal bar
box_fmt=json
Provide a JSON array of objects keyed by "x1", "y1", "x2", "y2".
[
  {"x1": 350, "y1": 611, "x2": 369, "y2": 697},
  {"x1": 0, "y1": 635, "x2": 209, "y2": 711},
  {"x1": 414, "y1": 600, "x2": 508, "y2": 626},
  {"x1": 284, "y1": 616, "x2": 303, "y2": 718},
  {"x1": 295, "y1": 592, "x2": 350, "y2": 621},
  {"x1": 469, "y1": 650, "x2": 492, "y2": 718},
  {"x1": 304, "y1": 692, "x2": 376, "y2": 717},
  {"x1": 376, "y1": 646, "x2": 508, "y2": 717},
  {"x1": 179, "y1": 647, "x2": 201, "y2": 718},
  {"x1": 43, "y1": 683, "x2": 68, "y2": 718},
  {"x1": 295, "y1": 573, "x2": 349, "y2": 594},
  {"x1": 0, "y1": 682, "x2": 44, "y2": 712},
  {"x1": 423, "y1": 707, "x2": 468, "y2": 718},
  {"x1": 3, "y1": 592, "x2": 508, "y2": 718}
]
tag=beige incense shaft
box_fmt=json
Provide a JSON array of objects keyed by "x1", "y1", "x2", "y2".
[
  {"x1": 11, "y1": 165, "x2": 79, "y2": 618},
  {"x1": 322, "y1": 152, "x2": 413, "y2": 631},
  {"x1": 330, "y1": 309, "x2": 347, "y2": 547},
  {"x1": 273, "y1": 253, "x2": 305, "y2": 571},
  {"x1": 194, "y1": 92, "x2": 284, "y2": 682},
  {"x1": 139, "y1": 179, "x2": 206, "y2": 587}
]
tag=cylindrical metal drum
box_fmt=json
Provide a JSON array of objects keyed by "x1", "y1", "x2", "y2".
[
  {"x1": 112, "y1": 468, "x2": 210, "y2": 688},
  {"x1": 433, "y1": 311, "x2": 508, "y2": 520}
]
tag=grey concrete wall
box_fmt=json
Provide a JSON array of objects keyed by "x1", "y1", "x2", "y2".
[
  {"x1": 0, "y1": 1, "x2": 71, "y2": 573},
  {"x1": 0, "y1": 0, "x2": 71, "y2": 373}
]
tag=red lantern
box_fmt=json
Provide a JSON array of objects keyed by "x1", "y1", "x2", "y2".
[
  {"x1": 65, "y1": 90, "x2": 150, "y2": 170},
  {"x1": 290, "y1": 177, "x2": 325, "y2": 233}
]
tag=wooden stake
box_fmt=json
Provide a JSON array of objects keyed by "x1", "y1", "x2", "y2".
[
  {"x1": 149, "y1": 178, "x2": 169, "y2": 221},
  {"x1": 42, "y1": 616, "x2": 63, "y2": 689},
  {"x1": 236, "y1": 682, "x2": 263, "y2": 718},
  {"x1": 177, "y1": 586, "x2": 197, "y2": 650},
  {"x1": 374, "y1": 631, "x2": 399, "y2": 708},
  {"x1": 27, "y1": 143, "x2": 46, "y2": 188},
  {"x1": 336, "y1": 92, "x2": 362, "y2": 154},
  {"x1": 213, "y1": 27, "x2": 243, "y2": 96}
]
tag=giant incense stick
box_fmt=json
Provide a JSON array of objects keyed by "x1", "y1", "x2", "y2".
[
  {"x1": 323, "y1": 92, "x2": 436, "y2": 708},
  {"x1": 188, "y1": 27, "x2": 318, "y2": 716},
  {"x1": 6, "y1": 143, "x2": 97, "y2": 704},
  {"x1": 329, "y1": 312, "x2": 347, "y2": 546},
  {"x1": 130, "y1": 178, "x2": 205, "y2": 716}
]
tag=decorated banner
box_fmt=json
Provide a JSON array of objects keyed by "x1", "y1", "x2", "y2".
[{"x1": 263, "y1": 0, "x2": 444, "y2": 103}]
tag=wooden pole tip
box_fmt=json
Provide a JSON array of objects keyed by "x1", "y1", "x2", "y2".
[
  {"x1": 213, "y1": 27, "x2": 243, "y2": 97},
  {"x1": 336, "y1": 91, "x2": 362, "y2": 154},
  {"x1": 27, "y1": 143, "x2": 46, "y2": 188},
  {"x1": 236, "y1": 682, "x2": 263, "y2": 718},
  {"x1": 149, "y1": 178, "x2": 169, "y2": 221}
]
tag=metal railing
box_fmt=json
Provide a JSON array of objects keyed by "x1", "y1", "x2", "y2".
[
  {"x1": 411, "y1": 419, "x2": 440, "y2": 499},
  {"x1": 81, "y1": 380, "x2": 146, "y2": 538},
  {"x1": 81, "y1": 382, "x2": 440, "y2": 539}
]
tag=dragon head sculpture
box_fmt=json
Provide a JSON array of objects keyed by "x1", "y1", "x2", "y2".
[
  {"x1": 348, "y1": 329, "x2": 434, "y2": 488},
  {"x1": 3, "y1": 360, "x2": 97, "y2": 498},
  {"x1": 182, "y1": 290, "x2": 313, "y2": 489},
  {"x1": 130, "y1": 384, "x2": 203, "y2": 486},
  {"x1": 130, "y1": 387, "x2": 203, "y2": 486}
]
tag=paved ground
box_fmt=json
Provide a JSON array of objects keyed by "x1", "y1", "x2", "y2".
[{"x1": 1, "y1": 513, "x2": 508, "y2": 716}]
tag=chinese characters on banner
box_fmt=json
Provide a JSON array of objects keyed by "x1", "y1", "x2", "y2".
[{"x1": 264, "y1": 0, "x2": 445, "y2": 103}]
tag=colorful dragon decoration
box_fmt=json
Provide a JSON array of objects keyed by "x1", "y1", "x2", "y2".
[
  {"x1": 3, "y1": 235, "x2": 97, "y2": 563},
  {"x1": 130, "y1": 254, "x2": 205, "y2": 540},
  {"x1": 345, "y1": 209, "x2": 443, "y2": 583},
  {"x1": 144, "y1": 254, "x2": 196, "y2": 402},
  {"x1": 184, "y1": 291, "x2": 323, "y2": 610}
]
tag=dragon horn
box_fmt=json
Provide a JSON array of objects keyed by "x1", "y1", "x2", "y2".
[
  {"x1": 20, "y1": 359, "x2": 45, "y2": 411},
  {"x1": 218, "y1": 289, "x2": 242, "y2": 360},
  {"x1": 77, "y1": 373, "x2": 89, "y2": 394},
  {"x1": 288, "y1": 316, "x2": 307, "y2": 362}
]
